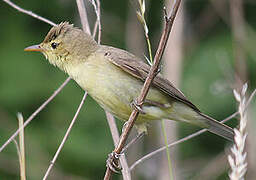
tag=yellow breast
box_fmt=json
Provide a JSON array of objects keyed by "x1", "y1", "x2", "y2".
[{"x1": 65, "y1": 52, "x2": 171, "y2": 124}]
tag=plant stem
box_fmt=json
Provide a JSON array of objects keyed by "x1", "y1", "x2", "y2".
[
  {"x1": 161, "y1": 120, "x2": 174, "y2": 180},
  {"x1": 146, "y1": 35, "x2": 153, "y2": 64}
]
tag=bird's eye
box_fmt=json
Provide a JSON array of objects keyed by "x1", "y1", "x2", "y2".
[{"x1": 51, "y1": 42, "x2": 58, "y2": 49}]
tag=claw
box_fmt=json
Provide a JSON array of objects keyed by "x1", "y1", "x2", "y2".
[
  {"x1": 163, "y1": 6, "x2": 169, "y2": 22},
  {"x1": 156, "y1": 66, "x2": 162, "y2": 75},
  {"x1": 106, "y1": 152, "x2": 122, "y2": 173},
  {"x1": 131, "y1": 99, "x2": 145, "y2": 114}
]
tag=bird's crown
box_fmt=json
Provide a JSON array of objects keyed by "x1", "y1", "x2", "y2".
[{"x1": 43, "y1": 22, "x2": 75, "y2": 43}]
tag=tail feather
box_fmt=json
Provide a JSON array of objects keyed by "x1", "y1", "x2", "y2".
[{"x1": 198, "y1": 112, "x2": 234, "y2": 142}]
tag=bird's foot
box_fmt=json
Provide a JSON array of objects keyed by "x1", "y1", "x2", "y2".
[
  {"x1": 131, "y1": 99, "x2": 145, "y2": 114},
  {"x1": 106, "y1": 152, "x2": 122, "y2": 173}
]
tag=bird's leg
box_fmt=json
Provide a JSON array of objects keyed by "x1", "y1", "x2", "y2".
[
  {"x1": 105, "y1": 122, "x2": 128, "y2": 174},
  {"x1": 106, "y1": 133, "x2": 145, "y2": 173},
  {"x1": 130, "y1": 99, "x2": 145, "y2": 114},
  {"x1": 106, "y1": 126, "x2": 145, "y2": 173},
  {"x1": 107, "y1": 98, "x2": 155, "y2": 173},
  {"x1": 106, "y1": 152, "x2": 122, "y2": 173},
  {"x1": 121, "y1": 132, "x2": 145, "y2": 154},
  {"x1": 144, "y1": 99, "x2": 170, "y2": 108}
]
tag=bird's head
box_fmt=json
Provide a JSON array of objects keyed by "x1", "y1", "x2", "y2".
[{"x1": 25, "y1": 22, "x2": 98, "y2": 71}]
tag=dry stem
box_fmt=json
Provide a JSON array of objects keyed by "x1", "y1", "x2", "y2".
[
  {"x1": 43, "y1": 92, "x2": 88, "y2": 180},
  {"x1": 17, "y1": 113, "x2": 26, "y2": 180}
]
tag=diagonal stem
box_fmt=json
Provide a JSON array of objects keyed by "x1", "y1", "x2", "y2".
[
  {"x1": 103, "y1": 0, "x2": 182, "y2": 179},
  {"x1": 43, "y1": 92, "x2": 88, "y2": 180}
]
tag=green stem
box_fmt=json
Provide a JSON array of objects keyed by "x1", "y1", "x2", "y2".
[
  {"x1": 161, "y1": 120, "x2": 174, "y2": 180},
  {"x1": 139, "y1": 2, "x2": 172, "y2": 177},
  {"x1": 146, "y1": 36, "x2": 153, "y2": 64}
]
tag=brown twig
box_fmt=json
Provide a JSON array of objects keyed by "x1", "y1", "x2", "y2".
[
  {"x1": 43, "y1": 92, "x2": 88, "y2": 180},
  {"x1": 103, "y1": 0, "x2": 182, "y2": 179},
  {"x1": 129, "y1": 87, "x2": 256, "y2": 171},
  {"x1": 0, "y1": 77, "x2": 71, "y2": 153},
  {"x1": 2, "y1": 0, "x2": 56, "y2": 26}
]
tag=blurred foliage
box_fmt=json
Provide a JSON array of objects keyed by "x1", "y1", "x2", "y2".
[{"x1": 0, "y1": 0, "x2": 255, "y2": 179}]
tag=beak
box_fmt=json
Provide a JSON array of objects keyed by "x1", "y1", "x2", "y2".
[{"x1": 24, "y1": 44, "x2": 43, "y2": 52}]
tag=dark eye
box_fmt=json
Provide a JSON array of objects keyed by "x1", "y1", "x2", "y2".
[{"x1": 51, "y1": 42, "x2": 58, "y2": 49}]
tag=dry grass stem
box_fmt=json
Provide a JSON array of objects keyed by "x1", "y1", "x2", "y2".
[
  {"x1": 137, "y1": 0, "x2": 153, "y2": 64},
  {"x1": 17, "y1": 113, "x2": 26, "y2": 180},
  {"x1": 228, "y1": 84, "x2": 248, "y2": 180},
  {"x1": 43, "y1": 92, "x2": 88, "y2": 180}
]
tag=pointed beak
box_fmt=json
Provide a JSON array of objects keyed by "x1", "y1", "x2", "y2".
[{"x1": 24, "y1": 44, "x2": 43, "y2": 52}]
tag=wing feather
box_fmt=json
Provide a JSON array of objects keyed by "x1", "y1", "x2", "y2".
[{"x1": 98, "y1": 46, "x2": 200, "y2": 112}]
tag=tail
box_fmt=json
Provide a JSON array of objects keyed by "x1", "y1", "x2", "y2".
[{"x1": 199, "y1": 112, "x2": 234, "y2": 142}]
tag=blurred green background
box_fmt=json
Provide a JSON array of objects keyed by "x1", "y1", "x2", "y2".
[{"x1": 0, "y1": 0, "x2": 255, "y2": 179}]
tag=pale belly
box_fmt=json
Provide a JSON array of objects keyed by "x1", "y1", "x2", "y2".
[{"x1": 69, "y1": 57, "x2": 171, "y2": 124}]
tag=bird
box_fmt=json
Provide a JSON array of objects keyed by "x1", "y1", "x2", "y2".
[{"x1": 24, "y1": 22, "x2": 234, "y2": 141}]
